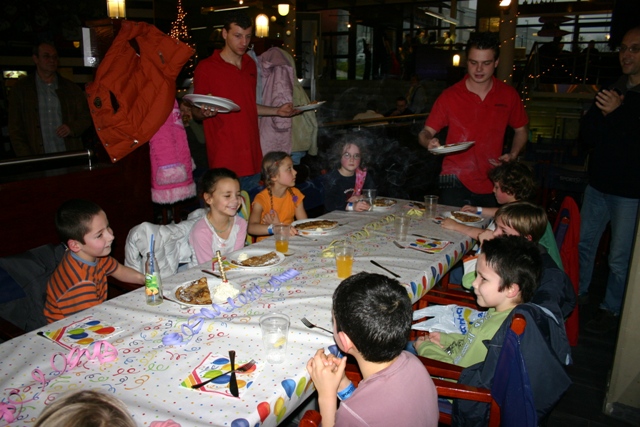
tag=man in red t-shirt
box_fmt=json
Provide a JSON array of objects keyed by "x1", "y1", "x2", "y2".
[
  {"x1": 419, "y1": 32, "x2": 529, "y2": 207},
  {"x1": 191, "y1": 12, "x2": 294, "y2": 192}
]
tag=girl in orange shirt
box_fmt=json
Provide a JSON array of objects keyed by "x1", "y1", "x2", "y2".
[{"x1": 249, "y1": 151, "x2": 308, "y2": 241}]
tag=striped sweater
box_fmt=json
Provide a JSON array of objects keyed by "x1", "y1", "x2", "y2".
[{"x1": 44, "y1": 251, "x2": 117, "y2": 323}]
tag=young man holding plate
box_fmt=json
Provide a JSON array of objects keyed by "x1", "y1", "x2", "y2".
[{"x1": 418, "y1": 32, "x2": 529, "y2": 208}]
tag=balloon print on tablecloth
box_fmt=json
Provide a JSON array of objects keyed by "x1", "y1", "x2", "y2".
[
  {"x1": 257, "y1": 401, "x2": 270, "y2": 422},
  {"x1": 230, "y1": 419, "x2": 250, "y2": 427},
  {"x1": 281, "y1": 379, "x2": 295, "y2": 399},
  {"x1": 275, "y1": 396, "x2": 287, "y2": 423},
  {"x1": 295, "y1": 377, "x2": 307, "y2": 397},
  {"x1": 431, "y1": 266, "x2": 440, "y2": 284}
]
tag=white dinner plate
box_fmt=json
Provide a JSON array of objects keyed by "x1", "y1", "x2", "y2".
[
  {"x1": 373, "y1": 198, "x2": 397, "y2": 211},
  {"x1": 171, "y1": 279, "x2": 241, "y2": 306},
  {"x1": 227, "y1": 248, "x2": 285, "y2": 269},
  {"x1": 292, "y1": 219, "x2": 339, "y2": 236},
  {"x1": 295, "y1": 101, "x2": 326, "y2": 112},
  {"x1": 445, "y1": 211, "x2": 484, "y2": 225},
  {"x1": 183, "y1": 94, "x2": 240, "y2": 113},
  {"x1": 428, "y1": 141, "x2": 475, "y2": 155}
]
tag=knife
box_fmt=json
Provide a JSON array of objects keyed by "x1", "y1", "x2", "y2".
[
  {"x1": 370, "y1": 260, "x2": 401, "y2": 278},
  {"x1": 202, "y1": 269, "x2": 222, "y2": 279},
  {"x1": 296, "y1": 234, "x2": 317, "y2": 241},
  {"x1": 229, "y1": 350, "x2": 239, "y2": 397}
]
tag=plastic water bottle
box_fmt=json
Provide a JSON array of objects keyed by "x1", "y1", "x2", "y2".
[{"x1": 145, "y1": 253, "x2": 163, "y2": 306}]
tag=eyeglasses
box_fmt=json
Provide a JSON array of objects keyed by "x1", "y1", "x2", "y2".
[
  {"x1": 618, "y1": 45, "x2": 640, "y2": 54},
  {"x1": 342, "y1": 153, "x2": 361, "y2": 160}
]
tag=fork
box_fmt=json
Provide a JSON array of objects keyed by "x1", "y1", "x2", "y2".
[
  {"x1": 191, "y1": 359, "x2": 256, "y2": 389},
  {"x1": 392, "y1": 240, "x2": 405, "y2": 249},
  {"x1": 301, "y1": 317, "x2": 333, "y2": 335},
  {"x1": 393, "y1": 241, "x2": 431, "y2": 254}
]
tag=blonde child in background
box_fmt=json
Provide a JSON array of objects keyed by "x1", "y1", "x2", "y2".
[
  {"x1": 189, "y1": 168, "x2": 247, "y2": 264},
  {"x1": 249, "y1": 151, "x2": 307, "y2": 242},
  {"x1": 34, "y1": 389, "x2": 182, "y2": 427},
  {"x1": 323, "y1": 135, "x2": 375, "y2": 212},
  {"x1": 34, "y1": 390, "x2": 137, "y2": 427}
]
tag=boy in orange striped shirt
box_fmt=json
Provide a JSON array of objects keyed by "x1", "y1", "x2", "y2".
[{"x1": 44, "y1": 199, "x2": 144, "y2": 323}]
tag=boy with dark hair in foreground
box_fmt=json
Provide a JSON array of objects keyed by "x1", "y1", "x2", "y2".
[{"x1": 307, "y1": 272, "x2": 438, "y2": 427}]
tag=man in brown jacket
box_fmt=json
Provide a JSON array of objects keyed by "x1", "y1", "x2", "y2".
[{"x1": 9, "y1": 42, "x2": 92, "y2": 157}]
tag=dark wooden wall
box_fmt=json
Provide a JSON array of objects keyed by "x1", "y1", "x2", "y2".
[{"x1": 0, "y1": 145, "x2": 153, "y2": 262}]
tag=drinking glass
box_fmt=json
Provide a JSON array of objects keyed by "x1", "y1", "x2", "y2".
[
  {"x1": 424, "y1": 195, "x2": 439, "y2": 218},
  {"x1": 273, "y1": 224, "x2": 290, "y2": 253},
  {"x1": 334, "y1": 241, "x2": 355, "y2": 279},
  {"x1": 361, "y1": 189, "x2": 377, "y2": 212},
  {"x1": 260, "y1": 313, "x2": 290, "y2": 364},
  {"x1": 394, "y1": 215, "x2": 411, "y2": 242}
]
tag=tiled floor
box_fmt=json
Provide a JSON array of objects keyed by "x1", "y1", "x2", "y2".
[{"x1": 544, "y1": 264, "x2": 639, "y2": 427}]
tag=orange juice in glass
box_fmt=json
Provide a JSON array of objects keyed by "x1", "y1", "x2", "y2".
[
  {"x1": 334, "y1": 242, "x2": 354, "y2": 278},
  {"x1": 273, "y1": 224, "x2": 290, "y2": 254},
  {"x1": 275, "y1": 240, "x2": 289, "y2": 253}
]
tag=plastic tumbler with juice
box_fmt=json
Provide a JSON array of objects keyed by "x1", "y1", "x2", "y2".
[
  {"x1": 334, "y1": 242, "x2": 354, "y2": 279},
  {"x1": 273, "y1": 224, "x2": 290, "y2": 253}
]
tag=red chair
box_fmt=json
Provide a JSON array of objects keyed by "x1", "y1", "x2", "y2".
[
  {"x1": 553, "y1": 196, "x2": 580, "y2": 346},
  {"x1": 415, "y1": 270, "x2": 479, "y2": 310},
  {"x1": 299, "y1": 409, "x2": 321, "y2": 427}
]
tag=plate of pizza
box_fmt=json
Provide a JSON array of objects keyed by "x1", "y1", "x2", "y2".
[
  {"x1": 173, "y1": 277, "x2": 241, "y2": 306},
  {"x1": 227, "y1": 249, "x2": 285, "y2": 269},
  {"x1": 445, "y1": 211, "x2": 484, "y2": 225},
  {"x1": 292, "y1": 219, "x2": 339, "y2": 236},
  {"x1": 373, "y1": 198, "x2": 397, "y2": 211}
]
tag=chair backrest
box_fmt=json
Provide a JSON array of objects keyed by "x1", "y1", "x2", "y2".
[
  {"x1": 553, "y1": 196, "x2": 580, "y2": 346},
  {"x1": 299, "y1": 409, "x2": 321, "y2": 427},
  {"x1": 125, "y1": 209, "x2": 205, "y2": 279},
  {"x1": 238, "y1": 190, "x2": 253, "y2": 246},
  {"x1": 0, "y1": 244, "x2": 66, "y2": 335}
]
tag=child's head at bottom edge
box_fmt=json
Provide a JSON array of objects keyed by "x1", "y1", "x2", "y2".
[
  {"x1": 34, "y1": 389, "x2": 137, "y2": 427},
  {"x1": 332, "y1": 272, "x2": 412, "y2": 363},
  {"x1": 474, "y1": 234, "x2": 542, "y2": 311}
]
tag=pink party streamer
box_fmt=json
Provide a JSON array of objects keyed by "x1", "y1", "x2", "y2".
[{"x1": 0, "y1": 341, "x2": 118, "y2": 424}]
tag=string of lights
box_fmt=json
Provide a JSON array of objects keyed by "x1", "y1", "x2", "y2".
[{"x1": 170, "y1": 0, "x2": 196, "y2": 82}]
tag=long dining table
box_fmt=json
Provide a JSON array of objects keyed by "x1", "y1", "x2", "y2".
[{"x1": 0, "y1": 201, "x2": 479, "y2": 427}]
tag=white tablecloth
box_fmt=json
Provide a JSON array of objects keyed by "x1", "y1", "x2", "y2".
[{"x1": 0, "y1": 203, "x2": 477, "y2": 427}]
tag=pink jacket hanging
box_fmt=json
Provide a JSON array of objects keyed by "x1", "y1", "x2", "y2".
[
  {"x1": 149, "y1": 100, "x2": 196, "y2": 204},
  {"x1": 258, "y1": 47, "x2": 294, "y2": 154}
]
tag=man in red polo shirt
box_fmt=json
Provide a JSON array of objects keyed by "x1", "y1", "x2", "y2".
[
  {"x1": 192, "y1": 12, "x2": 294, "y2": 192},
  {"x1": 418, "y1": 32, "x2": 528, "y2": 207}
]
